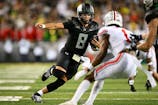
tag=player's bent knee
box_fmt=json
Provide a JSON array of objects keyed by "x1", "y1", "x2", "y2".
[
  {"x1": 53, "y1": 66, "x2": 66, "y2": 79},
  {"x1": 53, "y1": 69, "x2": 65, "y2": 78}
]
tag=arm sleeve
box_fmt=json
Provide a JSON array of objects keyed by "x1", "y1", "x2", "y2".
[{"x1": 63, "y1": 19, "x2": 73, "y2": 29}]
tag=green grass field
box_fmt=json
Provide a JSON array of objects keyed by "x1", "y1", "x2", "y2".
[{"x1": 0, "y1": 63, "x2": 158, "y2": 105}]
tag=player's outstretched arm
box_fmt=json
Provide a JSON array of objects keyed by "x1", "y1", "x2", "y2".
[
  {"x1": 35, "y1": 22, "x2": 64, "y2": 30},
  {"x1": 137, "y1": 18, "x2": 158, "y2": 51}
]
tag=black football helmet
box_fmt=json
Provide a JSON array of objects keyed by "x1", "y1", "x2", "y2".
[{"x1": 77, "y1": 3, "x2": 94, "y2": 23}]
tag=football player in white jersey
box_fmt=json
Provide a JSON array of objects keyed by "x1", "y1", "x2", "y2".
[{"x1": 59, "y1": 10, "x2": 140, "y2": 105}]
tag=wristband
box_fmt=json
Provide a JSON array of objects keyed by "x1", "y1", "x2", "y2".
[{"x1": 41, "y1": 24, "x2": 46, "y2": 28}]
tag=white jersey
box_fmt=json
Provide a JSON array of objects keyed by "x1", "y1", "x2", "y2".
[
  {"x1": 97, "y1": 26, "x2": 133, "y2": 55},
  {"x1": 94, "y1": 26, "x2": 139, "y2": 80}
]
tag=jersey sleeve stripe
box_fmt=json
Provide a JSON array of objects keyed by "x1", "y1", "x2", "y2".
[{"x1": 122, "y1": 29, "x2": 131, "y2": 43}]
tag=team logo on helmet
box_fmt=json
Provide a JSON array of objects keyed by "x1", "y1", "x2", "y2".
[{"x1": 143, "y1": 0, "x2": 153, "y2": 10}]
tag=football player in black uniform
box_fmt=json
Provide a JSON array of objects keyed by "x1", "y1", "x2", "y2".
[
  {"x1": 130, "y1": 0, "x2": 158, "y2": 89},
  {"x1": 137, "y1": 0, "x2": 158, "y2": 51},
  {"x1": 31, "y1": 3, "x2": 99, "y2": 103}
]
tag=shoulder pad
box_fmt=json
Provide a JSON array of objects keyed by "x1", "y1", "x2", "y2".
[
  {"x1": 89, "y1": 21, "x2": 99, "y2": 31},
  {"x1": 98, "y1": 27, "x2": 108, "y2": 36}
]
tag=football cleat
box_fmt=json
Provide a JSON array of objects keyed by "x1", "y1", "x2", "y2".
[
  {"x1": 31, "y1": 93, "x2": 42, "y2": 103},
  {"x1": 130, "y1": 85, "x2": 136, "y2": 92},
  {"x1": 42, "y1": 65, "x2": 55, "y2": 81},
  {"x1": 145, "y1": 80, "x2": 152, "y2": 91},
  {"x1": 58, "y1": 100, "x2": 77, "y2": 105}
]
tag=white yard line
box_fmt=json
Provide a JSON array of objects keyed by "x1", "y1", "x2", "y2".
[
  {"x1": 0, "y1": 91, "x2": 158, "y2": 102},
  {"x1": 0, "y1": 65, "x2": 47, "y2": 79},
  {"x1": 0, "y1": 86, "x2": 31, "y2": 90},
  {"x1": 23, "y1": 97, "x2": 158, "y2": 101},
  {"x1": 0, "y1": 73, "x2": 39, "y2": 79},
  {"x1": 98, "y1": 91, "x2": 157, "y2": 94},
  {"x1": 0, "y1": 96, "x2": 22, "y2": 101},
  {"x1": 1, "y1": 91, "x2": 158, "y2": 94},
  {"x1": 0, "y1": 80, "x2": 35, "y2": 84}
]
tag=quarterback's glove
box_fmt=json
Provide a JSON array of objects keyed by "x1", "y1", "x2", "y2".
[
  {"x1": 74, "y1": 70, "x2": 88, "y2": 81},
  {"x1": 81, "y1": 56, "x2": 90, "y2": 64},
  {"x1": 74, "y1": 57, "x2": 93, "y2": 81},
  {"x1": 81, "y1": 56, "x2": 94, "y2": 70}
]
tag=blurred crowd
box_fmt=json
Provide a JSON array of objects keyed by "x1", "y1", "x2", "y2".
[{"x1": 0, "y1": 0, "x2": 148, "y2": 62}]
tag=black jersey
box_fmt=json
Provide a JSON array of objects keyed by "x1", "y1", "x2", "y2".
[
  {"x1": 62, "y1": 17, "x2": 99, "y2": 56},
  {"x1": 144, "y1": 0, "x2": 158, "y2": 23}
]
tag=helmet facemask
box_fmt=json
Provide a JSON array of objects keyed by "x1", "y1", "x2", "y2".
[{"x1": 77, "y1": 3, "x2": 94, "y2": 24}]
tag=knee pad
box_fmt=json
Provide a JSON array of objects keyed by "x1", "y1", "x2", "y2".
[
  {"x1": 47, "y1": 78, "x2": 65, "y2": 92},
  {"x1": 52, "y1": 67, "x2": 65, "y2": 78},
  {"x1": 53, "y1": 68, "x2": 65, "y2": 79}
]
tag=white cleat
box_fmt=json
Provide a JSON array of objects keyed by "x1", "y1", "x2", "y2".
[
  {"x1": 31, "y1": 93, "x2": 42, "y2": 103},
  {"x1": 59, "y1": 100, "x2": 77, "y2": 105}
]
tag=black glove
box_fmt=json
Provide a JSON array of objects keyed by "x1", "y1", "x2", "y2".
[
  {"x1": 130, "y1": 40, "x2": 137, "y2": 51},
  {"x1": 130, "y1": 34, "x2": 143, "y2": 43},
  {"x1": 129, "y1": 34, "x2": 143, "y2": 51}
]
